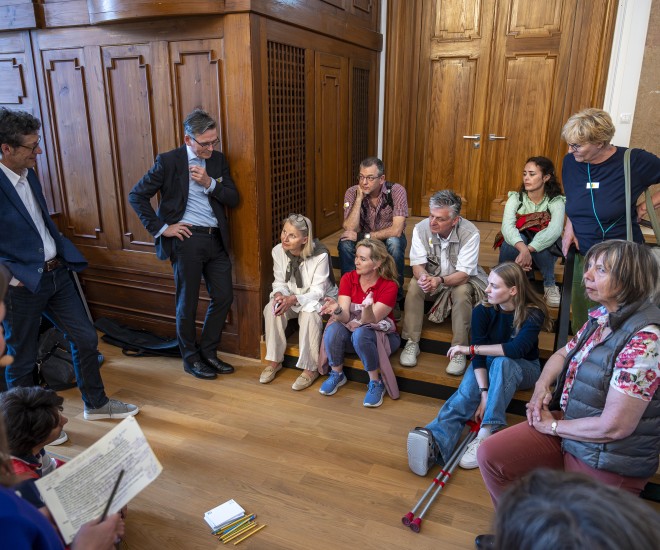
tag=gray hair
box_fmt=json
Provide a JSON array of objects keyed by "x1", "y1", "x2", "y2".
[
  {"x1": 0, "y1": 107, "x2": 41, "y2": 149},
  {"x1": 183, "y1": 108, "x2": 216, "y2": 137},
  {"x1": 283, "y1": 213, "x2": 315, "y2": 259},
  {"x1": 360, "y1": 157, "x2": 385, "y2": 177},
  {"x1": 429, "y1": 190, "x2": 462, "y2": 218}
]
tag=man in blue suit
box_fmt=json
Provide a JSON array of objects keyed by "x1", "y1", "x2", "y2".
[
  {"x1": 129, "y1": 109, "x2": 239, "y2": 380},
  {"x1": 0, "y1": 108, "x2": 139, "y2": 436}
]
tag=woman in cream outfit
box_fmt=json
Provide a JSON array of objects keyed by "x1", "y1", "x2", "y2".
[{"x1": 261, "y1": 214, "x2": 337, "y2": 390}]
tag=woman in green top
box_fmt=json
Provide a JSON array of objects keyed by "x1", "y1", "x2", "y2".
[{"x1": 497, "y1": 156, "x2": 565, "y2": 308}]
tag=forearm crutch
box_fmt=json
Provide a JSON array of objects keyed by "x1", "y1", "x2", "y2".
[{"x1": 402, "y1": 420, "x2": 480, "y2": 533}]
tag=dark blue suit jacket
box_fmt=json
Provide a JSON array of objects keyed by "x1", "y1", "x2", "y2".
[
  {"x1": 128, "y1": 146, "x2": 239, "y2": 260},
  {"x1": 0, "y1": 167, "x2": 87, "y2": 293}
]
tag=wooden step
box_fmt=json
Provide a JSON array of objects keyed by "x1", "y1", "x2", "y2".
[{"x1": 260, "y1": 335, "x2": 533, "y2": 416}]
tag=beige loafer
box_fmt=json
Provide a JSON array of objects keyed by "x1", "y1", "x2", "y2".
[
  {"x1": 292, "y1": 371, "x2": 319, "y2": 391},
  {"x1": 260, "y1": 364, "x2": 282, "y2": 384}
]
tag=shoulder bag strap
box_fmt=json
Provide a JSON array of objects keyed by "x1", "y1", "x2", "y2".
[
  {"x1": 624, "y1": 148, "x2": 633, "y2": 241},
  {"x1": 645, "y1": 188, "x2": 660, "y2": 241}
]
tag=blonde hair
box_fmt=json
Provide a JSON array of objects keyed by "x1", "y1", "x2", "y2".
[
  {"x1": 486, "y1": 262, "x2": 550, "y2": 331},
  {"x1": 561, "y1": 108, "x2": 615, "y2": 146},
  {"x1": 355, "y1": 239, "x2": 398, "y2": 284},
  {"x1": 282, "y1": 214, "x2": 315, "y2": 259},
  {"x1": 584, "y1": 240, "x2": 659, "y2": 307}
]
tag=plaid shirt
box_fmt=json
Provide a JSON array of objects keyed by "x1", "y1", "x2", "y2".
[{"x1": 342, "y1": 181, "x2": 408, "y2": 232}]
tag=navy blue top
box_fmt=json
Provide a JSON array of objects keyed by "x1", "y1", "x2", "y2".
[
  {"x1": 562, "y1": 147, "x2": 660, "y2": 253},
  {"x1": 470, "y1": 304, "x2": 544, "y2": 370},
  {"x1": 0, "y1": 486, "x2": 64, "y2": 549}
]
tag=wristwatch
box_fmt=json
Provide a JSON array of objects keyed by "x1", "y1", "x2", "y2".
[
  {"x1": 333, "y1": 306, "x2": 343, "y2": 315},
  {"x1": 365, "y1": 233, "x2": 371, "y2": 239},
  {"x1": 479, "y1": 387, "x2": 489, "y2": 394},
  {"x1": 551, "y1": 420, "x2": 559, "y2": 437}
]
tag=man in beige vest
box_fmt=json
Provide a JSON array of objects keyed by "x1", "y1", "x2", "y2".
[{"x1": 400, "y1": 190, "x2": 487, "y2": 375}]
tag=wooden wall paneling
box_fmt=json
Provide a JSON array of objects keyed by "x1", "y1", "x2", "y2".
[
  {"x1": 247, "y1": 0, "x2": 382, "y2": 49},
  {"x1": 0, "y1": 0, "x2": 39, "y2": 31},
  {"x1": 266, "y1": 40, "x2": 309, "y2": 247},
  {"x1": 314, "y1": 51, "x2": 349, "y2": 238},
  {"x1": 222, "y1": 13, "x2": 264, "y2": 356},
  {"x1": 415, "y1": 0, "x2": 496, "y2": 219},
  {"x1": 101, "y1": 43, "x2": 161, "y2": 252},
  {"x1": 86, "y1": 0, "x2": 225, "y2": 25},
  {"x1": 349, "y1": 57, "x2": 372, "y2": 185},
  {"x1": 40, "y1": 1, "x2": 90, "y2": 28},
  {"x1": 40, "y1": 47, "x2": 109, "y2": 247},
  {"x1": 0, "y1": 30, "x2": 54, "y2": 209},
  {"x1": 169, "y1": 38, "x2": 225, "y2": 149},
  {"x1": 382, "y1": 0, "x2": 423, "y2": 209}
]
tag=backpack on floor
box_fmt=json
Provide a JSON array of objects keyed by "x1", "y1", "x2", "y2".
[
  {"x1": 36, "y1": 327, "x2": 77, "y2": 391},
  {"x1": 94, "y1": 317, "x2": 181, "y2": 357}
]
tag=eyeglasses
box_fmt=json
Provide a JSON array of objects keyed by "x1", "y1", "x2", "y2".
[
  {"x1": 287, "y1": 213, "x2": 308, "y2": 232},
  {"x1": 567, "y1": 143, "x2": 583, "y2": 151},
  {"x1": 17, "y1": 136, "x2": 41, "y2": 153},
  {"x1": 357, "y1": 174, "x2": 382, "y2": 183},
  {"x1": 191, "y1": 136, "x2": 220, "y2": 149}
]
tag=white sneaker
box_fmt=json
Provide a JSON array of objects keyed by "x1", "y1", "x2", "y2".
[
  {"x1": 459, "y1": 436, "x2": 486, "y2": 469},
  {"x1": 47, "y1": 430, "x2": 69, "y2": 446},
  {"x1": 399, "y1": 340, "x2": 420, "y2": 367},
  {"x1": 544, "y1": 285, "x2": 561, "y2": 308},
  {"x1": 446, "y1": 354, "x2": 466, "y2": 375}
]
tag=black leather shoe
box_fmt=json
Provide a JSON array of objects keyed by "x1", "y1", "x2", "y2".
[
  {"x1": 184, "y1": 361, "x2": 217, "y2": 379},
  {"x1": 475, "y1": 534, "x2": 495, "y2": 549},
  {"x1": 202, "y1": 356, "x2": 235, "y2": 374}
]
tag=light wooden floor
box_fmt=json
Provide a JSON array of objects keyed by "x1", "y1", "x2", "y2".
[{"x1": 50, "y1": 340, "x2": 498, "y2": 550}]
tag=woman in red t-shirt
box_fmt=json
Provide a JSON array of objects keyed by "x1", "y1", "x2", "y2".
[{"x1": 319, "y1": 239, "x2": 400, "y2": 407}]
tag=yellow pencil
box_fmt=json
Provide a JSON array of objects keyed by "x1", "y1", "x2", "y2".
[
  {"x1": 217, "y1": 514, "x2": 256, "y2": 536},
  {"x1": 233, "y1": 524, "x2": 266, "y2": 545},
  {"x1": 222, "y1": 522, "x2": 256, "y2": 543},
  {"x1": 214, "y1": 514, "x2": 252, "y2": 533}
]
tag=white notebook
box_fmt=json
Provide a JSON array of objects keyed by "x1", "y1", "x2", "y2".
[{"x1": 204, "y1": 499, "x2": 245, "y2": 530}]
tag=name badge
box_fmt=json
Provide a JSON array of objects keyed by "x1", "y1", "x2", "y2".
[{"x1": 586, "y1": 181, "x2": 600, "y2": 189}]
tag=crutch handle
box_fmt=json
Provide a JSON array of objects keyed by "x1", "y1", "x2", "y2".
[
  {"x1": 466, "y1": 420, "x2": 481, "y2": 432},
  {"x1": 402, "y1": 512, "x2": 414, "y2": 526}
]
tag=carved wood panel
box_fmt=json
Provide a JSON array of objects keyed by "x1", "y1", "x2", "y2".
[
  {"x1": 101, "y1": 44, "x2": 160, "y2": 251},
  {"x1": 350, "y1": 63, "x2": 370, "y2": 187},
  {"x1": 41, "y1": 48, "x2": 106, "y2": 243},
  {"x1": 314, "y1": 51, "x2": 349, "y2": 238},
  {"x1": 170, "y1": 39, "x2": 225, "y2": 148}
]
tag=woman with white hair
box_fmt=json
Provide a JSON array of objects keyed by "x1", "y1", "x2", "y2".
[{"x1": 261, "y1": 214, "x2": 337, "y2": 390}]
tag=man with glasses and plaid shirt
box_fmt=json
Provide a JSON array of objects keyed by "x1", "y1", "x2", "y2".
[
  {"x1": 339, "y1": 157, "x2": 408, "y2": 320},
  {"x1": 130, "y1": 108, "x2": 239, "y2": 380},
  {"x1": 0, "y1": 107, "x2": 139, "y2": 431}
]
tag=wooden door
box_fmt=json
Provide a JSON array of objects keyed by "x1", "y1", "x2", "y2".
[
  {"x1": 314, "y1": 51, "x2": 349, "y2": 237},
  {"x1": 385, "y1": 0, "x2": 616, "y2": 221}
]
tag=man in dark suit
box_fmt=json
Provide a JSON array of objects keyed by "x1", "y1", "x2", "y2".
[
  {"x1": 0, "y1": 108, "x2": 139, "y2": 435},
  {"x1": 129, "y1": 109, "x2": 239, "y2": 380}
]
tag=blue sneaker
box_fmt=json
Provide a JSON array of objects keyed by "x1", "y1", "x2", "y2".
[
  {"x1": 319, "y1": 371, "x2": 347, "y2": 395},
  {"x1": 363, "y1": 380, "x2": 385, "y2": 407}
]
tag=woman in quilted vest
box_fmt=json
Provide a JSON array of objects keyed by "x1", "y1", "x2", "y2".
[{"x1": 478, "y1": 240, "x2": 660, "y2": 507}]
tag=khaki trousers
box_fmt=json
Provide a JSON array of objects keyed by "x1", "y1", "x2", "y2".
[
  {"x1": 401, "y1": 278, "x2": 473, "y2": 346},
  {"x1": 263, "y1": 300, "x2": 322, "y2": 371}
]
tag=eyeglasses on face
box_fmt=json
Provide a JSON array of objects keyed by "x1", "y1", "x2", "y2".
[
  {"x1": 191, "y1": 136, "x2": 220, "y2": 149},
  {"x1": 567, "y1": 143, "x2": 583, "y2": 151},
  {"x1": 357, "y1": 174, "x2": 382, "y2": 183},
  {"x1": 17, "y1": 135, "x2": 41, "y2": 153}
]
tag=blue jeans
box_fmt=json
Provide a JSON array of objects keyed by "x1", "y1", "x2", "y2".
[
  {"x1": 424, "y1": 356, "x2": 541, "y2": 464},
  {"x1": 338, "y1": 234, "x2": 407, "y2": 302},
  {"x1": 323, "y1": 322, "x2": 400, "y2": 371},
  {"x1": 3, "y1": 267, "x2": 107, "y2": 409},
  {"x1": 499, "y1": 234, "x2": 557, "y2": 287}
]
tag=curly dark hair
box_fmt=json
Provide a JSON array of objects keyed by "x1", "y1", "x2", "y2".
[
  {"x1": 0, "y1": 107, "x2": 41, "y2": 149},
  {"x1": 518, "y1": 156, "x2": 563, "y2": 200},
  {"x1": 0, "y1": 387, "x2": 64, "y2": 456}
]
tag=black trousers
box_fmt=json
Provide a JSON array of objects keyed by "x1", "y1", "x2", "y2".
[{"x1": 170, "y1": 233, "x2": 233, "y2": 367}]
